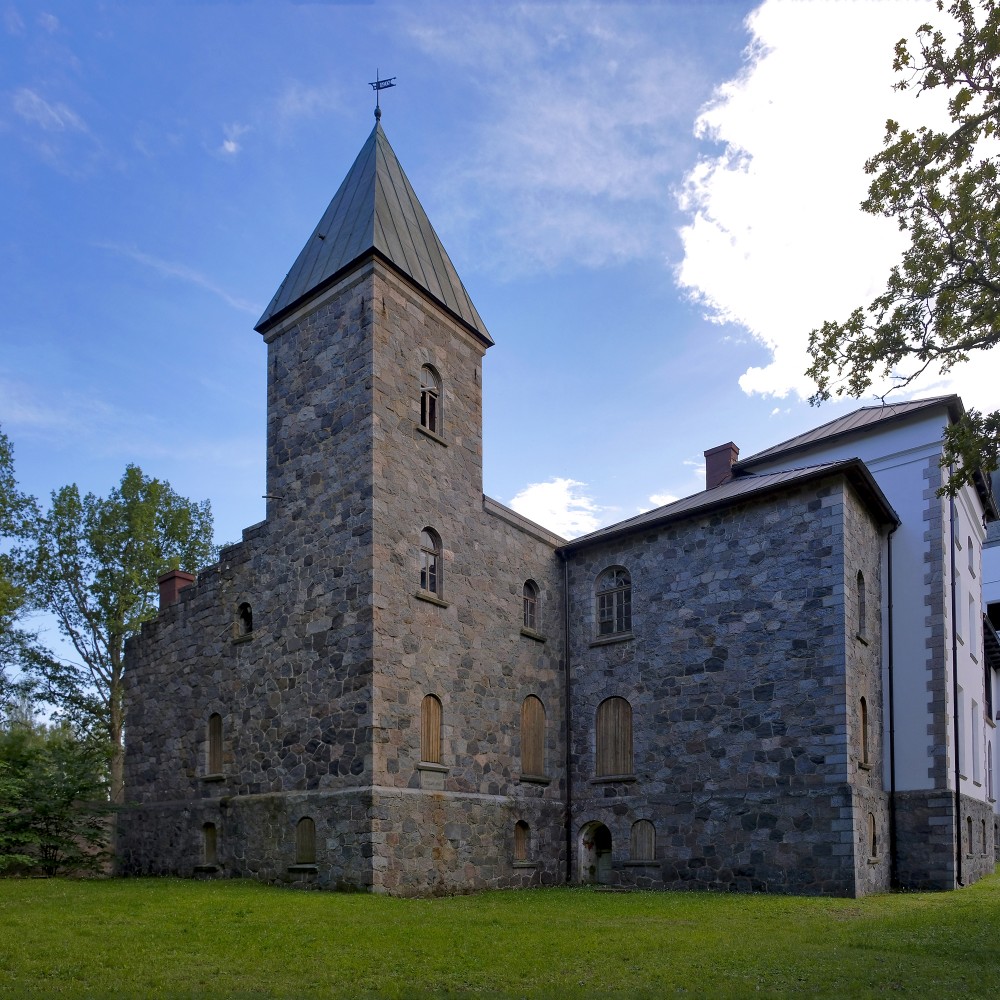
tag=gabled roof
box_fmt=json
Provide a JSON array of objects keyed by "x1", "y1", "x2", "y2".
[
  {"x1": 255, "y1": 124, "x2": 492, "y2": 344},
  {"x1": 559, "y1": 459, "x2": 899, "y2": 554},
  {"x1": 734, "y1": 396, "x2": 962, "y2": 470}
]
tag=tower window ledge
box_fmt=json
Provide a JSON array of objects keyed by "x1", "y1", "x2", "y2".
[
  {"x1": 520, "y1": 627, "x2": 546, "y2": 643},
  {"x1": 590, "y1": 774, "x2": 636, "y2": 785},
  {"x1": 590, "y1": 632, "x2": 634, "y2": 649},
  {"x1": 287, "y1": 864, "x2": 318, "y2": 874},
  {"x1": 416, "y1": 761, "x2": 449, "y2": 774},
  {"x1": 512, "y1": 861, "x2": 537, "y2": 869},
  {"x1": 519, "y1": 773, "x2": 551, "y2": 786},
  {"x1": 233, "y1": 633, "x2": 254, "y2": 645},
  {"x1": 415, "y1": 591, "x2": 449, "y2": 609},
  {"x1": 201, "y1": 773, "x2": 225, "y2": 783},
  {"x1": 416, "y1": 424, "x2": 447, "y2": 447}
]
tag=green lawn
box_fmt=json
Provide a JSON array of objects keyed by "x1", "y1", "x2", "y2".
[{"x1": 1, "y1": 874, "x2": 998, "y2": 997}]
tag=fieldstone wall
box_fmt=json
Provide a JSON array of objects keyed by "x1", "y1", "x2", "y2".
[{"x1": 566, "y1": 476, "x2": 885, "y2": 896}]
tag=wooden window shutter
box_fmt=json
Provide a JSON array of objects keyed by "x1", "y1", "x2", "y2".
[
  {"x1": 630, "y1": 820, "x2": 655, "y2": 861},
  {"x1": 421, "y1": 694, "x2": 442, "y2": 764},
  {"x1": 296, "y1": 817, "x2": 316, "y2": 864},
  {"x1": 208, "y1": 713, "x2": 223, "y2": 774},
  {"x1": 514, "y1": 821, "x2": 530, "y2": 862},
  {"x1": 596, "y1": 697, "x2": 633, "y2": 777},
  {"x1": 520, "y1": 696, "x2": 545, "y2": 776}
]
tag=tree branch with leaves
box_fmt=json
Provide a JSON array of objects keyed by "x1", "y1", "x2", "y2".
[{"x1": 807, "y1": 0, "x2": 1000, "y2": 493}]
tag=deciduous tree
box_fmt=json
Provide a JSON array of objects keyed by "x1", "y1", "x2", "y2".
[
  {"x1": 807, "y1": 0, "x2": 1000, "y2": 493},
  {"x1": 25, "y1": 466, "x2": 214, "y2": 803}
]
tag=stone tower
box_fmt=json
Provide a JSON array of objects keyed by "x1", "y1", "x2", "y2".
[{"x1": 120, "y1": 123, "x2": 567, "y2": 893}]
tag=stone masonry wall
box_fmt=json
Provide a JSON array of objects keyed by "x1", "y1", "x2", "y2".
[
  {"x1": 120, "y1": 269, "x2": 379, "y2": 882},
  {"x1": 566, "y1": 476, "x2": 882, "y2": 896},
  {"x1": 368, "y1": 266, "x2": 567, "y2": 894}
]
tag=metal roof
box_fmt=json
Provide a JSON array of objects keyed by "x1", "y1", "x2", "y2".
[
  {"x1": 560, "y1": 459, "x2": 899, "y2": 553},
  {"x1": 255, "y1": 124, "x2": 492, "y2": 344},
  {"x1": 735, "y1": 396, "x2": 961, "y2": 470}
]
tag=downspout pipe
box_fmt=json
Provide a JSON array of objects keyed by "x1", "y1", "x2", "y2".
[
  {"x1": 560, "y1": 550, "x2": 573, "y2": 885},
  {"x1": 949, "y1": 478, "x2": 964, "y2": 887},
  {"x1": 886, "y1": 525, "x2": 899, "y2": 889}
]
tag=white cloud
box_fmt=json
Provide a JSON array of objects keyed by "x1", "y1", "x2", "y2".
[
  {"x1": 648, "y1": 492, "x2": 679, "y2": 509},
  {"x1": 508, "y1": 477, "x2": 602, "y2": 539},
  {"x1": 11, "y1": 87, "x2": 86, "y2": 132},
  {"x1": 219, "y1": 122, "x2": 250, "y2": 156},
  {"x1": 405, "y1": 4, "x2": 714, "y2": 274},
  {"x1": 96, "y1": 242, "x2": 260, "y2": 315},
  {"x1": 4, "y1": 7, "x2": 25, "y2": 34},
  {"x1": 676, "y1": 0, "x2": 952, "y2": 402},
  {"x1": 37, "y1": 11, "x2": 58, "y2": 32}
]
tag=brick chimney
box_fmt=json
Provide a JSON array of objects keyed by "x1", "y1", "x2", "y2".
[
  {"x1": 157, "y1": 569, "x2": 196, "y2": 611},
  {"x1": 704, "y1": 442, "x2": 739, "y2": 490}
]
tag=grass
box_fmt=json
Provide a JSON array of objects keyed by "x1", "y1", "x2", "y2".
[{"x1": 1, "y1": 874, "x2": 999, "y2": 997}]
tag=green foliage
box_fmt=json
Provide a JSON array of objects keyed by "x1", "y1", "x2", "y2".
[
  {"x1": 23, "y1": 465, "x2": 215, "y2": 801},
  {"x1": 1, "y1": 877, "x2": 1000, "y2": 996},
  {"x1": 0, "y1": 718, "x2": 111, "y2": 877},
  {"x1": 807, "y1": 0, "x2": 1000, "y2": 494}
]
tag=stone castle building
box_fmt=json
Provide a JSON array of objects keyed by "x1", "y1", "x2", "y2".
[{"x1": 119, "y1": 123, "x2": 1000, "y2": 897}]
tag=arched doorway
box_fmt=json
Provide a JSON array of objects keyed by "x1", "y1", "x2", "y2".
[{"x1": 579, "y1": 821, "x2": 613, "y2": 884}]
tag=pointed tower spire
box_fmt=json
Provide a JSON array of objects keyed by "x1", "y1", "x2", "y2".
[{"x1": 256, "y1": 125, "x2": 491, "y2": 345}]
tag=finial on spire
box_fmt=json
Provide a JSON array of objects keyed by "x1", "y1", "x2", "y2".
[{"x1": 369, "y1": 70, "x2": 396, "y2": 122}]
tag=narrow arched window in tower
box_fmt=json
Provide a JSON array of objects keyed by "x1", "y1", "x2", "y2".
[
  {"x1": 523, "y1": 580, "x2": 539, "y2": 632},
  {"x1": 514, "y1": 820, "x2": 530, "y2": 862},
  {"x1": 207, "y1": 713, "x2": 223, "y2": 775},
  {"x1": 867, "y1": 813, "x2": 877, "y2": 859},
  {"x1": 203, "y1": 822, "x2": 217, "y2": 866},
  {"x1": 296, "y1": 817, "x2": 316, "y2": 865},
  {"x1": 421, "y1": 694, "x2": 442, "y2": 765},
  {"x1": 596, "y1": 696, "x2": 633, "y2": 777},
  {"x1": 859, "y1": 697, "x2": 870, "y2": 767},
  {"x1": 420, "y1": 364, "x2": 441, "y2": 434},
  {"x1": 630, "y1": 820, "x2": 655, "y2": 862},
  {"x1": 856, "y1": 571, "x2": 866, "y2": 640},
  {"x1": 420, "y1": 528, "x2": 441, "y2": 596},
  {"x1": 520, "y1": 695, "x2": 546, "y2": 778},
  {"x1": 596, "y1": 567, "x2": 631, "y2": 637},
  {"x1": 237, "y1": 602, "x2": 253, "y2": 636}
]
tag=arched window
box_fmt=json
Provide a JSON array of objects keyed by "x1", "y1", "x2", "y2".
[
  {"x1": 421, "y1": 694, "x2": 442, "y2": 764},
  {"x1": 420, "y1": 364, "x2": 441, "y2": 434},
  {"x1": 237, "y1": 602, "x2": 253, "y2": 636},
  {"x1": 867, "y1": 813, "x2": 877, "y2": 859},
  {"x1": 596, "y1": 568, "x2": 632, "y2": 637},
  {"x1": 296, "y1": 817, "x2": 316, "y2": 865},
  {"x1": 856, "y1": 571, "x2": 866, "y2": 639},
  {"x1": 520, "y1": 695, "x2": 546, "y2": 777},
  {"x1": 420, "y1": 529, "x2": 441, "y2": 596},
  {"x1": 595, "y1": 696, "x2": 633, "y2": 777},
  {"x1": 630, "y1": 820, "x2": 655, "y2": 862},
  {"x1": 207, "y1": 713, "x2": 223, "y2": 775},
  {"x1": 859, "y1": 697, "x2": 870, "y2": 767},
  {"x1": 203, "y1": 823, "x2": 217, "y2": 865},
  {"x1": 523, "y1": 580, "x2": 539, "y2": 632},
  {"x1": 514, "y1": 821, "x2": 530, "y2": 862}
]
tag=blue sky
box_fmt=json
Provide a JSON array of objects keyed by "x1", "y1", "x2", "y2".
[{"x1": 4, "y1": 0, "x2": 989, "y2": 548}]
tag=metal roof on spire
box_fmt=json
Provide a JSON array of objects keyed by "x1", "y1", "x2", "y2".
[{"x1": 255, "y1": 124, "x2": 492, "y2": 344}]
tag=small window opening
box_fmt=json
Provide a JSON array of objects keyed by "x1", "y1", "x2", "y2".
[
  {"x1": 520, "y1": 695, "x2": 545, "y2": 777},
  {"x1": 630, "y1": 820, "x2": 655, "y2": 862},
  {"x1": 856, "y1": 571, "x2": 866, "y2": 639},
  {"x1": 237, "y1": 602, "x2": 253, "y2": 636},
  {"x1": 860, "y1": 697, "x2": 870, "y2": 767},
  {"x1": 203, "y1": 823, "x2": 217, "y2": 866},
  {"x1": 868, "y1": 813, "x2": 877, "y2": 858},
  {"x1": 523, "y1": 580, "x2": 539, "y2": 631},
  {"x1": 420, "y1": 529, "x2": 441, "y2": 596},
  {"x1": 967, "y1": 815, "x2": 973, "y2": 855},
  {"x1": 207, "y1": 713, "x2": 223, "y2": 775},
  {"x1": 596, "y1": 568, "x2": 632, "y2": 637},
  {"x1": 420, "y1": 364, "x2": 441, "y2": 434},
  {"x1": 596, "y1": 696, "x2": 633, "y2": 777},
  {"x1": 421, "y1": 694, "x2": 442, "y2": 765}
]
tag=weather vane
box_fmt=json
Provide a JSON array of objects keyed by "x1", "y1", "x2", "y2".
[{"x1": 369, "y1": 70, "x2": 396, "y2": 122}]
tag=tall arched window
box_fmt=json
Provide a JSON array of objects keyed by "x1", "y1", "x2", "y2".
[
  {"x1": 522, "y1": 580, "x2": 539, "y2": 631},
  {"x1": 514, "y1": 821, "x2": 530, "y2": 862},
  {"x1": 856, "y1": 571, "x2": 866, "y2": 639},
  {"x1": 207, "y1": 713, "x2": 223, "y2": 775},
  {"x1": 203, "y1": 823, "x2": 218, "y2": 865},
  {"x1": 630, "y1": 820, "x2": 655, "y2": 862},
  {"x1": 420, "y1": 529, "x2": 441, "y2": 596},
  {"x1": 421, "y1": 694, "x2": 442, "y2": 764},
  {"x1": 596, "y1": 696, "x2": 633, "y2": 777},
  {"x1": 520, "y1": 695, "x2": 546, "y2": 777},
  {"x1": 596, "y1": 568, "x2": 632, "y2": 637},
  {"x1": 420, "y1": 364, "x2": 441, "y2": 434},
  {"x1": 296, "y1": 817, "x2": 316, "y2": 865},
  {"x1": 237, "y1": 602, "x2": 253, "y2": 636},
  {"x1": 859, "y1": 697, "x2": 870, "y2": 767}
]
